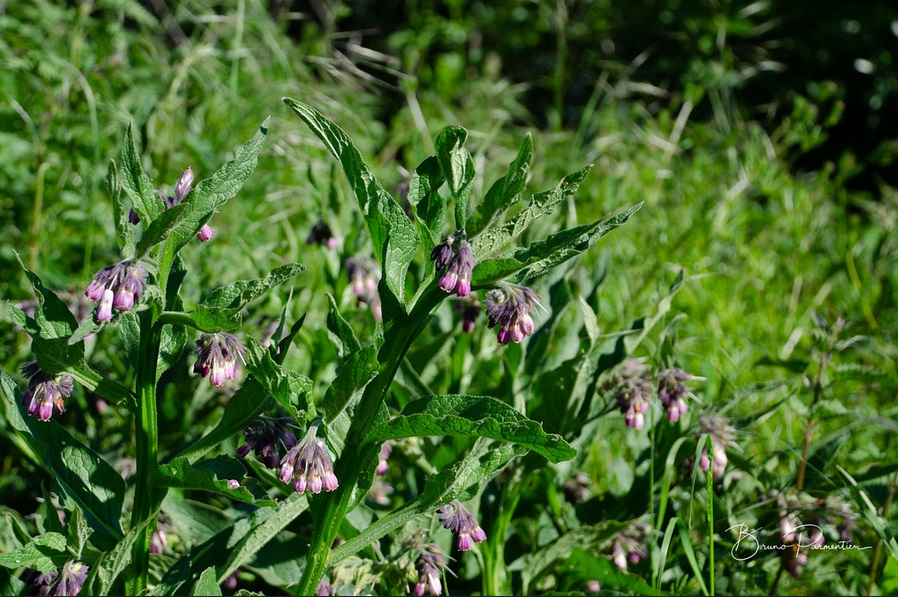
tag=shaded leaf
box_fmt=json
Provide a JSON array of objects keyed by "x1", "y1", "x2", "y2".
[
  {"x1": 243, "y1": 337, "x2": 315, "y2": 422},
  {"x1": 435, "y1": 126, "x2": 475, "y2": 227},
  {"x1": 1, "y1": 373, "x2": 125, "y2": 548},
  {"x1": 408, "y1": 155, "x2": 447, "y2": 246},
  {"x1": 156, "y1": 456, "x2": 275, "y2": 506},
  {"x1": 368, "y1": 394, "x2": 575, "y2": 463},
  {"x1": 191, "y1": 568, "x2": 222, "y2": 597}
]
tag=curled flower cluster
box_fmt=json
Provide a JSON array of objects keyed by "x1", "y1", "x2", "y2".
[
  {"x1": 346, "y1": 255, "x2": 382, "y2": 320},
  {"x1": 455, "y1": 296, "x2": 481, "y2": 333},
  {"x1": 612, "y1": 359, "x2": 654, "y2": 430},
  {"x1": 483, "y1": 284, "x2": 541, "y2": 344},
  {"x1": 130, "y1": 167, "x2": 214, "y2": 242},
  {"x1": 770, "y1": 490, "x2": 858, "y2": 578},
  {"x1": 414, "y1": 543, "x2": 449, "y2": 596},
  {"x1": 375, "y1": 441, "x2": 392, "y2": 476},
  {"x1": 20, "y1": 362, "x2": 74, "y2": 422},
  {"x1": 657, "y1": 367, "x2": 694, "y2": 422},
  {"x1": 47, "y1": 561, "x2": 88, "y2": 597},
  {"x1": 22, "y1": 569, "x2": 57, "y2": 596},
  {"x1": 431, "y1": 233, "x2": 474, "y2": 297},
  {"x1": 84, "y1": 260, "x2": 148, "y2": 322},
  {"x1": 307, "y1": 218, "x2": 338, "y2": 249},
  {"x1": 697, "y1": 413, "x2": 736, "y2": 480},
  {"x1": 279, "y1": 426, "x2": 339, "y2": 495},
  {"x1": 438, "y1": 500, "x2": 487, "y2": 551},
  {"x1": 607, "y1": 522, "x2": 650, "y2": 571},
  {"x1": 193, "y1": 333, "x2": 246, "y2": 387},
  {"x1": 237, "y1": 416, "x2": 297, "y2": 469}
]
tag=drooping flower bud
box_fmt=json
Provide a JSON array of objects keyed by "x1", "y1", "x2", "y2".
[
  {"x1": 346, "y1": 255, "x2": 382, "y2": 320},
  {"x1": 697, "y1": 413, "x2": 736, "y2": 480},
  {"x1": 430, "y1": 235, "x2": 455, "y2": 272},
  {"x1": 438, "y1": 500, "x2": 487, "y2": 551},
  {"x1": 193, "y1": 333, "x2": 246, "y2": 387},
  {"x1": 47, "y1": 561, "x2": 88, "y2": 597},
  {"x1": 483, "y1": 284, "x2": 542, "y2": 344},
  {"x1": 197, "y1": 224, "x2": 215, "y2": 242},
  {"x1": 414, "y1": 543, "x2": 448, "y2": 596},
  {"x1": 174, "y1": 166, "x2": 194, "y2": 203},
  {"x1": 375, "y1": 441, "x2": 392, "y2": 476},
  {"x1": 279, "y1": 425, "x2": 339, "y2": 495},
  {"x1": 307, "y1": 218, "x2": 338, "y2": 249},
  {"x1": 610, "y1": 358, "x2": 654, "y2": 430},
  {"x1": 439, "y1": 239, "x2": 474, "y2": 297},
  {"x1": 657, "y1": 367, "x2": 694, "y2": 423},
  {"x1": 453, "y1": 296, "x2": 481, "y2": 333},
  {"x1": 20, "y1": 362, "x2": 74, "y2": 422},
  {"x1": 237, "y1": 416, "x2": 297, "y2": 469},
  {"x1": 85, "y1": 261, "x2": 147, "y2": 322}
]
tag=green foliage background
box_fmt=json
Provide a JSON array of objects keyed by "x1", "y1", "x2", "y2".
[{"x1": 1, "y1": 1, "x2": 897, "y2": 595}]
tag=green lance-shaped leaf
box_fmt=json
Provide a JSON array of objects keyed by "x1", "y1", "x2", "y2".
[
  {"x1": 326, "y1": 293, "x2": 361, "y2": 357},
  {"x1": 191, "y1": 568, "x2": 223, "y2": 597},
  {"x1": 368, "y1": 394, "x2": 575, "y2": 463},
  {"x1": 152, "y1": 493, "x2": 309, "y2": 596},
  {"x1": 471, "y1": 203, "x2": 642, "y2": 286},
  {"x1": 93, "y1": 517, "x2": 156, "y2": 595},
  {"x1": 189, "y1": 263, "x2": 306, "y2": 331},
  {"x1": 0, "y1": 533, "x2": 67, "y2": 574},
  {"x1": 156, "y1": 456, "x2": 275, "y2": 507},
  {"x1": 408, "y1": 154, "x2": 447, "y2": 247},
  {"x1": 9, "y1": 260, "x2": 84, "y2": 373},
  {"x1": 106, "y1": 158, "x2": 135, "y2": 258},
  {"x1": 175, "y1": 381, "x2": 276, "y2": 464},
  {"x1": 284, "y1": 98, "x2": 417, "y2": 307},
  {"x1": 466, "y1": 133, "x2": 533, "y2": 237},
  {"x1": 329, "y1": 438, "x2": 523, "y2": 565},
  {"x1": 135, "y1": 118, "x2": 269, "y2": 261},
  {"x1": 242, "y1": 337, "x2": 315, "y2": 422},
  {"x1": 135, "y1": 202, "x2": 189, "y2": 258},
  {"x1": 1, "y1": 372, "x2": 125, "y2": 548},
  {"x1": 471, "y1": 164, "x2": 593, "y2": 259},
  {"x1": 434, "y1": 125, "x2": 475, "y2": 229},
  {"x1": 120, "y1": 122, "x2": 165, "y2": 225},
  {"x1": 323, "y1": 344, "x2": 379, "y2": 422}
]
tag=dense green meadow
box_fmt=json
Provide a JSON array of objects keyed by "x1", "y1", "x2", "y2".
[{"x1": 1, "y1": 1, "x2": 896, "y2": 595}]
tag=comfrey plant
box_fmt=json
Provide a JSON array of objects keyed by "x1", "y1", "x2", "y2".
[{"x1": 1, "y1": 102, "x2": 639, "y2": 595}]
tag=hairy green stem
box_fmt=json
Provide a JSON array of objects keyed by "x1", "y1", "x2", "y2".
[
  {"x1": 797, "y1": 354, "x2": 828, "y2": 491},
  {"x1": 127, "y1": 308, "x2": 162, "y2": 595},
  {"x1": 483, "y1": 478, "x2": 522, "y2": 596},
  {"x1": 706, "y1": 436, "x2": 715, "y2": 597},
  {"x1": 295, "y1": 283, "x2": 446, "y2": 595}
]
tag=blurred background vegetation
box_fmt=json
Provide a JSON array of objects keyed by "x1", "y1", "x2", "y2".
[{"x1": 1, "y1": 0, "x2": 897, "y2": 594}]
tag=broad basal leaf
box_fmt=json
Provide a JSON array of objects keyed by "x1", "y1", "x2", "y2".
[{"x1": 367, "y1": 394, "x2": 575, "y2": 463}]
